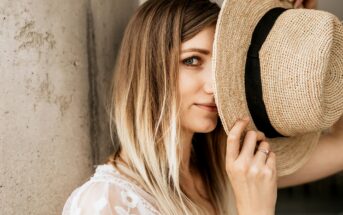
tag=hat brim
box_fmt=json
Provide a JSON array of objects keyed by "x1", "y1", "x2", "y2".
[{"x1": 213, "y1": 0, "x2": 321, "y2": 177}]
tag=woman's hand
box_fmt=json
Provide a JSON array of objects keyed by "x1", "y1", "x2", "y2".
[
  {"x1": 288, "y1": 0, "x2": 317, "y2": 9},
  {"x1": 225, "y1": 117, "x2": 277, "y2": 215}
]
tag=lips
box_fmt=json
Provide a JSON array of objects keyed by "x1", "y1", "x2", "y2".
[{"x1": 195, "y1": 103, "x2": 218, "y2": 112}]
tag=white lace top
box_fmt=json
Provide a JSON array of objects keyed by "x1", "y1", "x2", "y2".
[{"x1": 62, "y1": 163, "x2": 161, "y2": 215}]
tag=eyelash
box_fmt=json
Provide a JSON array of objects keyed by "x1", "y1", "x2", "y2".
[{"x1": 182, "y1": 56, "x2": 202, "y2": 67}]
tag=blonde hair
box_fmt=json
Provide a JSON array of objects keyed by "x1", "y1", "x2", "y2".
[{"x1": 107, "y1": 0, "x2": 235, "y2": 214}]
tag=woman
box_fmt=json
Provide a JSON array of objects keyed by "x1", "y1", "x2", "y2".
[{"x1": 63, "y1": 0, "x2": 342, "y2": 214}]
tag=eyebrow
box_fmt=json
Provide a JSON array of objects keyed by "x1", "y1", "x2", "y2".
[{"x1": 181, "y1": 48, "x2": 210, "y2": 55}]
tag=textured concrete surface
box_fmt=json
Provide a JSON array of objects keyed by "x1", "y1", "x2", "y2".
[
  {"x1": 1, "y1": 0, "x2": 139, "y2": 214},
  {"x1": 0, "y1": 0, "x2": 92, "y2": 214}
]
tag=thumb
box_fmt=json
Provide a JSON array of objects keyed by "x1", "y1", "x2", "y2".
[
  {"x1": 294, "y1": 0, "x2": 303, "y2": 8},
  {"x1": 303, "y1": 0, "x2": 317, "y2": 9}
]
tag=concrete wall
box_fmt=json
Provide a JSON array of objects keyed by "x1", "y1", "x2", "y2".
[
  {"x1": 0, "y1": 0, "x2": 137, "y2": 214},
  {"x1": 0, "y1": 1, "x2": 92, "y2": 214}
]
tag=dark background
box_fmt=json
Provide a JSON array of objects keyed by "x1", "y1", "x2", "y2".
[{"x1": 276, "y1": 172, "x2": 343, "y2": 214}]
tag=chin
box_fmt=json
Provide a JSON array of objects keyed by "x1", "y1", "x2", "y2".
[
  {"x1": 199, "y1": 126, "x2": 217, "y2": 133},
  {"x1": 192, "y1": 120, "x2": 218, "y2": 133}
]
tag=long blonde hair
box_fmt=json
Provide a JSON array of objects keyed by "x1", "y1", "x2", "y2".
[{"x1": 107, "y1": 0, "x2": 235, "y2": 214}]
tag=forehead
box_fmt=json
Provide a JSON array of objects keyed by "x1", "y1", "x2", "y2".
[{"x1": 181, "y1": 26, "x2": 216, "y2": 52}]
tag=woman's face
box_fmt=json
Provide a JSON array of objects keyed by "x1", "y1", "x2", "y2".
[{"x1": 178, "y1": 26, "x2": 218, "y2": 134}]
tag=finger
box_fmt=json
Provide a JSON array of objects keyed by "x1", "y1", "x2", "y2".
[
  {"x1": 226, "y1": 118, "x2": 250, "y2": 162},
  {"x1": 253, "y1": 141, "x2": 271, "y2": 166},
  {"x1": 304, "y1": 0, "x2": 317, "y2": 9},
  {"x1": 266, "y1": 151, "x2": 277, "y2": 170},
  {"x1": 239, "y1": 130, "x2": 266, "y2": 159},
  {"x1": 294, "y1": 0, "x2": 303, "y2": 8}
]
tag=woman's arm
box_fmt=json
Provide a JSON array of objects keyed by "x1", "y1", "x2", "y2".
[{"x1": 277, "y1": 116, "x2": 343, "y2": 188}]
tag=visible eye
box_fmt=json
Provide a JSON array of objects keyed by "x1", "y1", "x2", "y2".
[{"x1": 182, "y1": 56, "x2": 202, "y2": 67}]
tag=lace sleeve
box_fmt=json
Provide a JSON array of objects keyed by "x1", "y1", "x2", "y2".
[{"x1": 62, "y1": 180, "x2": 157, "y2": 215}]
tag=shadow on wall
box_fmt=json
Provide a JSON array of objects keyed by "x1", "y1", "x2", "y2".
[{"x1": 89, "y1": 0, "x2": 139, "y2": 165}]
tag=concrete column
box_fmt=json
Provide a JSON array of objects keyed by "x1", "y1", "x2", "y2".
[
  {"x1": 0, "y1": 1, "x2": 92, "y2": 214},
  {"x1": 1, "y1": 0, "x2": 139, "y2": 214}
]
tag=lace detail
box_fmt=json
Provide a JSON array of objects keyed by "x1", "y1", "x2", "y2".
[{"x1": 62, "y1": 164, "x2": 161, "y2": 215}]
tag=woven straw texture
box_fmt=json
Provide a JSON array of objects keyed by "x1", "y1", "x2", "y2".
[{"x1": 213, "y1": 0, "x2": 343, "y2": 176}]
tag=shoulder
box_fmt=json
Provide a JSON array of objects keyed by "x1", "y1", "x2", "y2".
[{"x1": 62, "y1": 164, "x2": 161, "y2": 215}]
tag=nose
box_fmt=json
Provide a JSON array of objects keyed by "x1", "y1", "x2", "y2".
[
  {"x1": 203, "y1": 62, "x2": 215, "y2": 94},
  {"x1": 204, "y1": 80, "x2": 214, "y2": 94}
]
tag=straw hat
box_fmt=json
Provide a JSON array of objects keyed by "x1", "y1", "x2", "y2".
[{"x1": 212, "y1": 0, "x2": 343, "y2": 176}]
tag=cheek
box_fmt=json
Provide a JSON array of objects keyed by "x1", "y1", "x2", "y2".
[
  {"x1": 178, "y1": 71, "x2": 199, "y2": 99},
  {"x1": 178, "y1": 70, "x2": 218, "y2": 132},
  {"x1": 178, "y1": 71, "x2": 200, "y2": 118}
]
